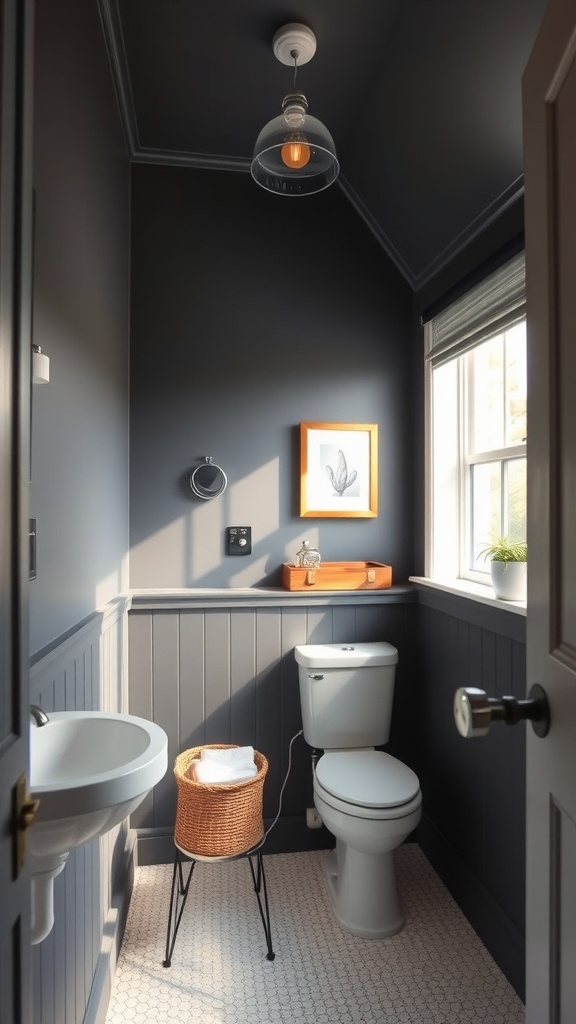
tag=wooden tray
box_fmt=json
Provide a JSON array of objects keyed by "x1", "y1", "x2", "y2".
[{"x1": 282, "y1": 561, "x2": 392, "y2": 591}]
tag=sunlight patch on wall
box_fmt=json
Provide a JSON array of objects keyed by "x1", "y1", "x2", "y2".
[
  {"x1": 95, "y1": 551, "x2": 128, "y2": 609},
  {"x1": 230, "y1": 556, "x2": 270, "y2": 587},
  {"x1": 95, "y1": 571, "x2": 118, "y2": 610},
  {"x1": 191, "y1": 499, "x2": 224, "y2": 579},
  {"x1": 228, "y1": 458, "x2": 280, "y2": 542},
  {"x1": 133, "y1": 516, "x2": 188, "y2": 587}
]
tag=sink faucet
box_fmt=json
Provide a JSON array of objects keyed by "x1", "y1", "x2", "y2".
[{"x1": 30, "y1": 704, "x2": 50, "y2": 726}]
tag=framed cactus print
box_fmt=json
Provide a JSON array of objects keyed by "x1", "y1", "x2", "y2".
[{"x1": 300, "y1": 422, "x2": 378, "y2": 518}]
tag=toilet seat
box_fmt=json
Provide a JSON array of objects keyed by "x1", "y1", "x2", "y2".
[{"x1": 314, "y1": 750, "x2": 421, "y2": 821}]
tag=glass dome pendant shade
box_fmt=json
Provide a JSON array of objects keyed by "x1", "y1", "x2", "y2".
[{"x1": 251, "y1": 91, "x2": 339, "y2": 196}]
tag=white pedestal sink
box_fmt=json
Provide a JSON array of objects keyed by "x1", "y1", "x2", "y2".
[{"x1": 29, "y1": 711, "x2": 168, "y2": 943}]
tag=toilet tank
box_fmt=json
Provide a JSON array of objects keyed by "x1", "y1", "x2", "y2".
[{"x1": 294, "y1": 642, "x2": 398, "y2": 749}]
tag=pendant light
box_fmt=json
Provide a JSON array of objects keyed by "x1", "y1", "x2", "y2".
[{"x1": 251, "y1": 23, "x2": 339, "y2": 196}]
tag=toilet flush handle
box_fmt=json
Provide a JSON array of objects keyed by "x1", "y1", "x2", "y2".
[{"x1": 309, "y1": 674, "x2": 324, "y2": 681}]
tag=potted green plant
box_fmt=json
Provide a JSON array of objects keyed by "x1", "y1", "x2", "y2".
[{"x1": 479, "y1": 537, "x2": 527, "y2": 601}]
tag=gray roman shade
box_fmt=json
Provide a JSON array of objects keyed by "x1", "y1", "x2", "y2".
[{"x1": 425, "y1": 252, "x2": 526, "y2": 367}]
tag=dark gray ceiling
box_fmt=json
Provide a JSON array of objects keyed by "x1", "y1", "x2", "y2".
[{"x1": 103, "y1": 0, "x2": 546, "y2": 288}]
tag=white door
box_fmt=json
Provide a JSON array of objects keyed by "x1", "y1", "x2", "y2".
[
  {"x1": 523, "y1": 1, "x2": 576, "y2": 1021},
  {"x1": 0, "y1": 0, "x2": 34, "y2": 1020}
]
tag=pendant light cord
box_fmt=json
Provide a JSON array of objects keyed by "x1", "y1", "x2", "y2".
[{"x1": 291, "y1": 49, "x2": 299, "y2": 90}]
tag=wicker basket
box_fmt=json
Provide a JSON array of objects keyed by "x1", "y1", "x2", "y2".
[{"x1": 173, "y1": 744, "x2": 268, "y2": 858}]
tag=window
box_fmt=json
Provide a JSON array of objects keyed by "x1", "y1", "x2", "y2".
[{"x1": 424, "y1": 253, "x2": 526, "y2": 588}]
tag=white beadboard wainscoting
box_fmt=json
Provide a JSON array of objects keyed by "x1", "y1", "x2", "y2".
[{"x1": 127, "y1": 587, "x2": 418, "y2": 864}]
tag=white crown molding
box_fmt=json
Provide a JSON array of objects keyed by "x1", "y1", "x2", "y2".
[
  {"x1": 97, "y1": 0, "x2": 140, "y2": 157},
  {"x1": 339, "y1": 173, "x2": 525, "y2": 291},
  {"x1": 336, "y1": 174, "x2": 418, "y2": 287},
  {"x1": 414, "y1": 175, "x2": 525, "y2": 290}
]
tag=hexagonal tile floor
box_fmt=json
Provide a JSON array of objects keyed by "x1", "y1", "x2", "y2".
[{"x1": 105, "y1": 845, "x2": 524, "y2": 1024}]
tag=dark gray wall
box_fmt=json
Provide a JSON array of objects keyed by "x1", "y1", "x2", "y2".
[
  {"x1": 129, "y1": 164, "x2": 414, "y2": 589},
  {"x1": 29, "y1": 1, "x2": 132, "y2": 1021},
  {"x1": 30, "y1": 0, "x2": 130, "y2": 654},
  {"x1": 416, "y1": 590, "x2": 526, "y2": 999}
]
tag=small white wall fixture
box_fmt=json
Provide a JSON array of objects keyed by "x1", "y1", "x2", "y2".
[{"x1": 32, "y1": 344, "x2": 50, "y2": 384}]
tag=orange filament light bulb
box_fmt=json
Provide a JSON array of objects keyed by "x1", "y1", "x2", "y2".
[{"x1": 280, "y1": 142, "x2": 311, "y2": 169}]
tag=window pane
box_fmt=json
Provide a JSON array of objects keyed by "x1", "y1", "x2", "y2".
[
  {"x1": 426, "y1": 261, "x2": 527, "y2": 591},
  {"x1": 470, "y1": 457, "x2": 527, "y2": 571},
  {"x1": 469, "y1": 336, "x2": 504, "y2": 453},
  {"x1": 505, "y1": 457, "x2": 527, "y2": 541},
  {"x1": 471, "y1": 461, "x2": 501, "y2": 571},
  {"x1": 431, "y1": 361, "x2": 460, "y2": 576},
  {"x1": 505, "y1": 323, "x2": 527, "y2": 445}
]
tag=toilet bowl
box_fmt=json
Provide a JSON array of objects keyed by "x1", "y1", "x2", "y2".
[
  {"x1": 294, "y1": 642, "x2": 422, "y2": 938},
  {"x1": 313, "y1": 749, "x2": 421, "y2": 937}
]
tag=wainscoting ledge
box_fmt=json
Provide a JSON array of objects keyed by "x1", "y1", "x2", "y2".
[
  {"x1": 128, "y1": 584, "x2": 416, "y2": 611},
  {"x1": 409, "y1": 576, "x2": 526, "y2": 616}
]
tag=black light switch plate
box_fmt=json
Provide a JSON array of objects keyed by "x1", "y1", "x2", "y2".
[{"x1": 226, "y1": 526, "x2": 252, "y2": 555}]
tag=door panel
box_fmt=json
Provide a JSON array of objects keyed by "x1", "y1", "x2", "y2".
[
  {"x1": 523, "y1": 2, "x2": 576, "y2": 1021},
  {"x1": 556, "y1": 55, "x2": 576, "y2": 648},
  {"x1": 0, "y1": 0, "x2": 34, "y2": 1021},
  {"x1": 551, "y1": 801, "x2": 576, "y2": 1021}
]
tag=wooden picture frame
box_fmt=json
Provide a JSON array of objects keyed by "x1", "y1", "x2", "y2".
[{"x1": 300, "y1": 422, "x2": 378, "y2": 518}]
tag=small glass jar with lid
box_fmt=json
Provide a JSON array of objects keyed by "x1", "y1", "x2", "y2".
[{"x1": 295, "y1": 540, "x2": 321, "y2": 567}]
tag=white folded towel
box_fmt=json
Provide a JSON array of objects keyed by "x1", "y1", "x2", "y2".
[
  {"x1": 200, "y1": 745, "x2": 255, "y2": 769},
  {"x1": 190, "y1": 745, "x2": 257, "y2": 784}
]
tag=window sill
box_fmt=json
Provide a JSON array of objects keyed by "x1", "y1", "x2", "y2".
[{"x1": 409, "y1": 576, "x2": 526, "y2": 617}]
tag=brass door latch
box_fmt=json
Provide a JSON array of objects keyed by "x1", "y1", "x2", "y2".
[{"x1": 13, "y1": 772, "x2": 40, "y2": 876}]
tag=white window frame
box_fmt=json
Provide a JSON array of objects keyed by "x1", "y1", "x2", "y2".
[{"x1": 423, "y1": 252, "x2": 526, "y2": 592}]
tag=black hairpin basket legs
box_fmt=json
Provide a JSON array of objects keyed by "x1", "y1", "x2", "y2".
[{"x1": 162, "y1": 845, "x2": 275, "y2": 966}]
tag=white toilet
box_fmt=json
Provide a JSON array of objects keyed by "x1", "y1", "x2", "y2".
[{"x1": 294, "y1": 641, "x2": 422, "y2": 939}]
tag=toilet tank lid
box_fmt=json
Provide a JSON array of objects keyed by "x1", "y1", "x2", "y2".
[{"x1": 294, "y1": 642, "x2": 398, "y2": 669}]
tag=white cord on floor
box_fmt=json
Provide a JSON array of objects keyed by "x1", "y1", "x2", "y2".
[{"x1": 264, "y1": 729, "x2": 303, "y2": 838}]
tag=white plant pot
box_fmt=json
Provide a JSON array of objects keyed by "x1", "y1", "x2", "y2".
[{"x1": 490, "y1": 560, "x2": 527, "y2": 601}]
